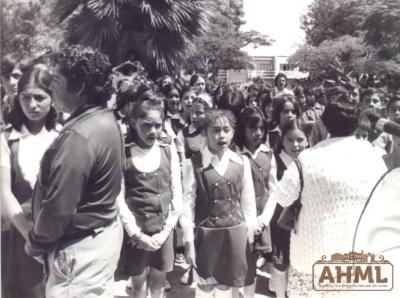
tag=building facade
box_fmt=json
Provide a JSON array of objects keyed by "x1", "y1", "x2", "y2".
[{"x1": 217, "y1": 55, "x2": 307, "y2": 83}]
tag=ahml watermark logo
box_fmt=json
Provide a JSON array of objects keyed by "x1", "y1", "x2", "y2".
[{"x1": 313, "y1": 251, "x2": 393, "y2": 291}]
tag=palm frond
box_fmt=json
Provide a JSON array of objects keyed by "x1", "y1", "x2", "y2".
[
  {"x1": 50, "y1": 0, "x2": 210, "y2": 74},
  {"x1": 64, "y1": 8, "x2": 118, "y2": 48},
  {"x1": 48, "y1": 0, "x2": 82, "y2": 24},
  {"x1": 87, "y1": 0, "x2": 121, "y2": 19}
]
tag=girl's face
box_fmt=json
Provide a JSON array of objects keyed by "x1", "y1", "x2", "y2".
[
  {"x1": 282, "y1": 128, "x2": 308, "y2": 158},
  {"x1": 388, "y1": 100, "x2": 400, "y2": 123},
  {"x1": 305, "y1": 94, "x2": 316, "y2": 106},
  {"x1": 190, "y1": 102, "x2": 206, "y2": 128},
  {"x1": 279, "y1": 101, "x2": 296, "y2": 126},
  {"x1": 161, "y1": 77, "x2": 172, "y2": 88},
  {"x1": 361, "y1": 94, "x2": 382, "y2": 111},
  {"x1": 264, "y1": 102, "x2": 273, "y2": 120},
  {"x1": 277, "y1": 77, "x2": 286, "y2": 90},
  {"x1": 10, "y1": 65, "x2": 22, "y2": 93},
  {"x1": 182, "y1": 90, "x2": 196, "y2": 113},
  {"x1": 19, "y1": 86, "x2": 52, "y2": 122},
  {"x1": 166, "y1": 89, "x2": 181, "y2": 114},
  {"x1": 244, "y1": 121, "x2": 265, "y2": 149},
  {"x1": 297, "y1": 94, "x2": 306, "y2": 106},
  {"x1": 132, "y1": 109, "x2": 163, "y2": 147},
  {"x1": 195, "y1": 77, "x2": 205, "y2": 94},
  {"x1": 207, "y1": 116, "x2": 234, "y2": 154}
]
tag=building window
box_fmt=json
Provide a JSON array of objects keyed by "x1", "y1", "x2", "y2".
[
  {"x1": 259, "y1": 63, "x2": 273, "y2": 71},
  {"x1": 280, "y1": 63, "x2": 295, "y2": 71}
]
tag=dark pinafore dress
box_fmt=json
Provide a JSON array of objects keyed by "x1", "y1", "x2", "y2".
[
  {"x1": 183, "y1": 126, "x2": 204, "y2": 159},
  {"x1": 270, "y1": 152, "x2": 291, "y2": 268},
  {"x1": 244, "y1": 148, "x2": 273, "y2": 252},
  {"x1": 2, "y1": 128, "x2": 45, "y2": 298},
  {"x1": 123, "y1": 143, "x2": 174, "y2": 275},
  {"x1": 192, "y1": 152, "x2": 256, "y2": 287}
]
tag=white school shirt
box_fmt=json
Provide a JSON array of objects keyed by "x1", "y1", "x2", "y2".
[
  {"x1": 117, "y1": 140, "x2": 183, "y2": 237},
  {"x1": 180, "y1": 146, "x2": 257, "y2": 242},
  {"x1": 279, "y1": 150, "x2": 294, "y2": 169},
  {"x1": 0, "y1": 125, "x2": 58, "y2": 188}
]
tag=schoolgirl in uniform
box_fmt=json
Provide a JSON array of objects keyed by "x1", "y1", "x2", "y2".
[
  {"x1": 121, "y1": 92, "x2": 183, "y2": 298},
  {"x1": 259, "y1": 119, "x2": 308, "y2": 298},
  {"x1": 0, "y1": 63, "x2": 58, "y2": 298},
  {"x1": 180, "y1": 109, "x2": 257, "y2": 298},
  {"x1": 180, "y1": 85, "x2": 197, "y2": 122},
  {"x1": 161, "y1": 83, "x2": 186, "y2": 136},
  {"x1": 234, "y1": 106, "x2": 278, "y2": 297},
  {"x1": 176, "y1": 97, "x2": 210, "y2": 160},
  {"x1": 268, "y1": 95, "x2": 302, "y2": 152}
]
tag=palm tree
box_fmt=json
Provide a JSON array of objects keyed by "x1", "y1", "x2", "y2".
[{"x1": 49, "y1": 0, "x2": 209, "y2": 76}]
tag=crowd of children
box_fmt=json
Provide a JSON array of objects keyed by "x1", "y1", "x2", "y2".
[{"x1": 1, "y1": 53, "x2": 399, "y2": 298}]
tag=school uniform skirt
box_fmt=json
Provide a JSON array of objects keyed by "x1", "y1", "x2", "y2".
[
  {"x1": 195, "y1": 222, "x2": 256, "y2": 287},
  {"x1": 5, "y1": 225, "x2": 45, "y2": 298},
  {"x1": 123, "y1": 231, "x2": 174, "y2": 275}
]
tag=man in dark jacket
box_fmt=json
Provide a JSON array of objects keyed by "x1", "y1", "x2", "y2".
[{"x1": 25, "y1": 45, "x2": 124, "y2": 298}]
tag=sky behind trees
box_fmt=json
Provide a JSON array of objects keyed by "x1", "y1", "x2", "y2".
[{"x1": 242, "y1": 0, "x2": 313, "y2": 55}]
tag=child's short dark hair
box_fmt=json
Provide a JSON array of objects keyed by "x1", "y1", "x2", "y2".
[
  {"x1": 161, "y1": 83, "x2": 182, "y2": 98},
  {"x1": 234, "y1": 106, "x2": 267, "y2": 150},
  {"x1": 130, "y1": 91, "x2": 165, "y2": 121},
  {"x1": 217, "y1": 90, "x2": 246, "y2": 119},
  {"x1": 204, "y1": 109, "x2": 236, "y2": 131}
]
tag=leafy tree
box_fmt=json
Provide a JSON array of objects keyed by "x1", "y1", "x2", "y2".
[
  {"x1": 186, "y1": 0, "x2": 272, "y2": 79},
  {"x1": 300, "y1": 0, "x2": 359, "y2": 47},
  {"x1": 1, "y1": 0, "x2": 61, "y2": 60},
  {"x1": 292, "y1": 0, "x2": 400, "y2": 90},
  {"x1": 48, "y1": 0, "x2": 209, "y2": 77}
]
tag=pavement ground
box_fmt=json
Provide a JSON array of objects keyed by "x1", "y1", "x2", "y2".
[{"x1": 114, "y1": 262, "x2": 277, "y2": 298}]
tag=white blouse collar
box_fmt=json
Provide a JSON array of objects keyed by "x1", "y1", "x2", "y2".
[
  {"x1": 237, "y1": 143, "x2": 270, "y2": 159},
  {"x1": 279, "y1": 150, "x2": 294, "y2": 168}
]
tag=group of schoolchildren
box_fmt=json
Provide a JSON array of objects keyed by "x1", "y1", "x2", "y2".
[
  {"x1": 108, "y1": 71, "x2": 319, "y2": 298},
  {"x1": 111, "y1": 70, "x2": 400, "y2": 298},
  {"x1": 1, "y1": 54, "x2": 399, "y2": 298}
]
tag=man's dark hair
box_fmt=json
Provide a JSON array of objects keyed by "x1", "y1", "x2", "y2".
[
  {"x1": 53, "y1": 45, "x2": 113, "y2": 105},
  {"x1": 321, "y1": 101, "x2": 359, "y2": 137}
]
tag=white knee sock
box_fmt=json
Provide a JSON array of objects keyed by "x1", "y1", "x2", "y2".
[
  {"x1": 195, "y1": 285, "x2": 215, "y2": 298},
  {"x1": 214, "y1": 286, "x2": 232, "y2": 298}
]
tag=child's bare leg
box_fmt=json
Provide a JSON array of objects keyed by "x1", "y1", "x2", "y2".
[
  {"x1": 148, "y1": 268, "x2": 166, "y2": 298},
  {"x1": 131, "y1": 268, "x2": 149, "y2": 298}
]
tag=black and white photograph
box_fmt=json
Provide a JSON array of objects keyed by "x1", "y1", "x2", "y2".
[{"x1": 1, "y1": 0, "x2": 399, "y2": 297}]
